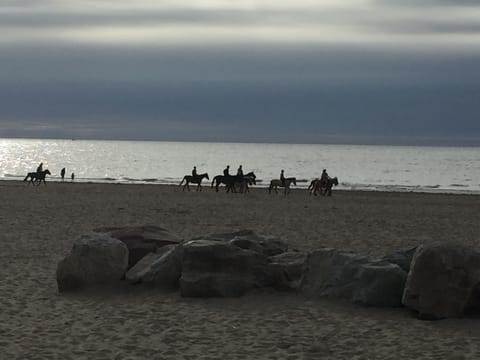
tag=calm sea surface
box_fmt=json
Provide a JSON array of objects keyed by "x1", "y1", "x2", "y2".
[{"x1": 1, "y1": 138, "x2": 479, "y2": 193}]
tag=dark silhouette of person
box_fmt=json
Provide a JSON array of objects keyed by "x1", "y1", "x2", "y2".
[
  {"x1": 61, "y1": 168, "x2": 66, "y2": 181},
  {"x1": 223, "y1": 165, "x2": 230, "y2": 177},
  {"x1": 192, "y1": 166, "x2": 198, "y2": 177},
  {"x1": 321, "y1": 169, "x2": 330, "y2": 186},
  {"x1": 36, "y1": 162, "x2": 43, "y2": 174},
  {"x1": 71, "y1": 172, "x2": 75, "y2": 182},
  {"x1": 280, "y1": 169, "x2": 286, "y2": 186},
  {"x1": 237, "y1": 165, "x2": 243, "y2": 177}
]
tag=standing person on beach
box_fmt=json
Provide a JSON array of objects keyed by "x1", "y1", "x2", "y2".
[
  {"x1": 71, "y1": 172, "x2": 75, "y2": 182},
  {"x1": 60, "y1": 168, "x2": 66, "y2": 181},
  {"x1": 237, "y1": 165, "x2": 243, "y2": 177},
  {"x1": 223, "y1": 165, "x2": 230, "y2": 177},
  {"x1": 192, "y1": 166, "x2": 198, "y2": 177},
  {"x1": 280, "y1": 169, "x2": 286, "y2": 186}
]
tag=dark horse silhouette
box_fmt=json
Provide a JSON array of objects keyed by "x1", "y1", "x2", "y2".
[
  {"x1": 179, "y1": 173, "x2": 209, "y2": 191},
  {"x1": 24, "y1": 169, "x2": 51, "y2": 186},
  {"x1": 308, "y1": 177, "x2": 339, "y2": 196},
  {"x1": 268, "y1": 177, "x2": 296, "y2": 195},
  {"x1": 211, "y1": 171, "x2": 256, "y2": 193}
]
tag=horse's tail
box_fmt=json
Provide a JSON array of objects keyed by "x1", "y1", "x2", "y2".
[
  {"x1": 23, "y1": 173, "x2": 30, "y2": 182},
  {"x1": 179, "y1": 176, "x2": 186, "y2": 186}
]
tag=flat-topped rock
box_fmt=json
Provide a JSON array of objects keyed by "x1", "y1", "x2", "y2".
[{"x1": 301, "y1": 248, "x2": 407, "y2": 307}]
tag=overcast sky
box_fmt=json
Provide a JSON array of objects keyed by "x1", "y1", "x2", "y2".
[{"x1": 1, "y1": 0, "x2": 480, "y2": 145}]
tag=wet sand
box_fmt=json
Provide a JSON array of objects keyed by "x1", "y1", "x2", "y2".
[{"x1": 1, "y1": 180, "x2": 480, "y2": 359}]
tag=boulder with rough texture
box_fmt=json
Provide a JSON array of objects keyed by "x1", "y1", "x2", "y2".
[
  {"x1": 56, "y1": 233, "x2": 129, "y2": 292},
  {"x1": 301, "y1": 248, "x2": 407, "y2": 307},
  {"x1": 94, "y1": 225, "x2": 181, "y2": 268},
  {"x1": 180, "y1": 240, "x2": 270, "y2": 297},
  {"x1": 267, "y1": 251, "x2": 307, "y2": 290},
  {"x1": 125, "y1": 245, "x2": 183, "y2": 289},
  {"x1": 402, "y1": 242, "x2": 480, "y2": 319},
  {"x1": 352, "y1": 263, "x2": 407, "y2": 307},
  {"x1": 195, "y1": 229, "x2": 289, "y2": 256},
  {"x1": 381, "y1": 246, "x2": 417, "y2": 273}
]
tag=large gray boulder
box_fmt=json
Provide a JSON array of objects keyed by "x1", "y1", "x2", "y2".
[
  {"x1": 352, "y1": 263, "x2": 407, "y2": 307},
  {"x1": 125, "y1": 244, "x2": 183, "y2": 289},
  {"x1": 402, "y1": 242, "x2": 480, "y2": 319},
  {"x1": 180, "y1": 240, "x2": 270, "y2": 297},
  {"x1": 301, "y1": 248, "x2": 407, "y2": 307},
  {"x1": 56, "y1": 233, "x2": 129, "y2": 292},
  {"x1": 267, "y1": 251, "x2": 307, "y2": 290},
  {"x1": 94, "y1": 225, "x2": 181, "y2": 269}
]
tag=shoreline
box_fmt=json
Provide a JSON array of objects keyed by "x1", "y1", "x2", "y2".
[
  {"x1": 2, "y1": 179, "x2": 480, "y2": 358},
  {"x1": 3, "y1": 178, "x2": 479, "y2": 196}
]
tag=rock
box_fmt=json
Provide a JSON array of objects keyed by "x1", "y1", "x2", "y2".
[
  {"x1": 381, "y1": 246, "x2": 417, "y2": 273},
  {"x1": 352, "y1": 263, "x2": 407, "y2": 307},
  {"x1": 402, "y1": 242, "x2": 480, "y2": 319},
  {"x1": 267, "y1": 251, "x2": 307, "y2": 290},
  {"x1": 125, "y1": 245, "x2": 183, "y2": 289},
  {"x1": 195, "y1": 229, "x2": 289, "y2": 256},
  {"x1": 94, "y1": 225, "x2": 181, "y2": 268},
  {"x1": 301, "y1": 248, "x2": 407, "y2": 307},
  {"x1": 56, "y1": 233, "x2": 129, "y2": 292},
  {"x1": 180, "y1": 240, "x2": 270, "y2": 297}
]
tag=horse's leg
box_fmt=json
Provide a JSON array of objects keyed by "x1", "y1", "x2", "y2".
[{"x1": 197, "y1": 182, "x2": 201, "y2": 191}]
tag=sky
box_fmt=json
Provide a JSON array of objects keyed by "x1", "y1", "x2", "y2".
[{"x1": 1, "y1": 0, "x2": 480, "y2": 145}]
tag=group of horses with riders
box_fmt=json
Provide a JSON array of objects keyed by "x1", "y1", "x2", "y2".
[
  {"x1": 179, "y1": 165, "x2": 257, "y2": 193},
  {"x1": 179, "y1": 165, "x2": 338, "y2": 196}
]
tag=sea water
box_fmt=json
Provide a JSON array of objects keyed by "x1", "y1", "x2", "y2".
[{"x1": 1, "y1": 138, "x2": 479, "y2": 193}]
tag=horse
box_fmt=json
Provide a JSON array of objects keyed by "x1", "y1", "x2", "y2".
[
  {"x1": 24, "y1": 169, "x2": 51, "y2": 186},
  {"x1": 179, "y1": 173, "x2": 209, "y2": 191},
  {"x1": 235, "y1": 171, "x2": 256, "y2": 193},
  {"x1": 323, "y1": 176, "x2": 339, "y2": 196},
  {"x1": 211, "y1": 171, "x2": 256, "y2": 193},
  {"x1": 309, "y1": 177, "x2": 339, "y2": 196},
  {"x1": 268, "y1": 177, "x2": 296, "y2": 195}
]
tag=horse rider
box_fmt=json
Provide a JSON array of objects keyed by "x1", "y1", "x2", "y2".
[
  {"x1": 280, "y1": 169, "x2": 286, "y2": 187},
  {"x1": 237, "y1": 165, "x2": 243, "y2": 177},
  {"x1": 320, "y1": 169, "x2": 330, "y2": 187},
  {"x1": 36, "y1": 162, "x2": 43, "y2": 174},
  {"x1": 192, "y1": 166, "x2": 198, "y2": 178},
  {"x1": 223, "y1": 165, "x2": 230, "y2": 177}
]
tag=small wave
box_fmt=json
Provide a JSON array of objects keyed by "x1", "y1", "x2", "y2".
[
  {"x1": 449, "y1": 184, "x2": 468, "y2": 188},
  {"x1": 424, "y1": 185, "x2": 440, "y2": 189},
  {"x1": 4, "y1": 173, "x2": 23, "y2": 178}
]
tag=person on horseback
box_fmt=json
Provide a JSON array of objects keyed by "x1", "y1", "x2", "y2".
[
  {"x1": 320, "y1": 169, "x2": 330, "y2": 187},
  {"x1": 36, "y1": 162, "x2": 43, "y2": 174},
  {"x1": 237, "y1": 165, "x2": 243, "y2": 177},
  {"x1": 223, "y1": 165, "x2": 230, "y2": 177},
  {"x1": 280, "y1": 169, "x2": 286, "y2": 187},
  {"x1": 192, "y1": 166, "x2": 198, "y2": 177}
]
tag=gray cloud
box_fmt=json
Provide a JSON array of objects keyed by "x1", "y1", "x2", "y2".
[{"x1": 1, "y1": 0, "x2": 480, "y2": 145}]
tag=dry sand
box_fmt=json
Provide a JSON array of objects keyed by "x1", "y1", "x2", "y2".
[{"x1": 1, "y1": 180, "x2": 480, "y2": 359}]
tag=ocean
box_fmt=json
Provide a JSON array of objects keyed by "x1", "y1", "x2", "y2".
[{"x1": 1, "y1": 138, "x2": 479, "y2": 194}]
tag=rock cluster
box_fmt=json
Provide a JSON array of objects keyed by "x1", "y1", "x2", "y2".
[{"x1": 56, "y1": 227, "x2": 480, "y2": 320}]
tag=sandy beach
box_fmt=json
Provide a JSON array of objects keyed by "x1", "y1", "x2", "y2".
[{"x1": 1, "y1": 180, "x2": 480, "y2": 359}]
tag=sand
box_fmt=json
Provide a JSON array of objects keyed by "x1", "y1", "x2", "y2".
[{"x1": 1, "y1": 180, "x2": 480, "y2": 359}]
